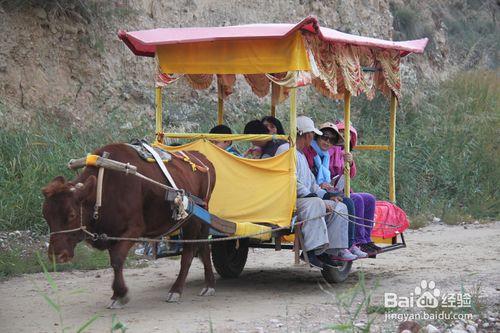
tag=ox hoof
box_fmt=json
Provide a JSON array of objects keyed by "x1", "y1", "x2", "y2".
[
  {"x1": 165, "y1": 292, "x2": 181, "y2": 303},
  {"x1": 199, "y1": 287, "x2": 216, "y2": 297},
  {"x1": 107, "y1": 296, "x2": 129, "y2": 309}
]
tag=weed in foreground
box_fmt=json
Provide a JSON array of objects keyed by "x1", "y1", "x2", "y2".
[
  {"x1": 319, "y1": 271, "x2": 380, "y2": 332},
  {"x1": 32, "y1": 252, "x2": 128, "y2": 332}
]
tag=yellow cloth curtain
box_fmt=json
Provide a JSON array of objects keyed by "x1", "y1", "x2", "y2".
[
  {"x1": 157, "y1": 32, "x2": 310, "y2": 74},
  {"x1": 158, "y1": 140, "x2": 297, "y2": 227}
]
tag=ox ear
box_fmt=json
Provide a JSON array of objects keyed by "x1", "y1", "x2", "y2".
[
  {"x1": 42, "y1": 176, "x2": 66, "y2": 198},
  {"x1": 74, "y1": 176, "x2": 96, "y2": 203}
]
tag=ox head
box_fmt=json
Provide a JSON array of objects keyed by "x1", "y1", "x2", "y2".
[{"x1": 42, "y1": 175, "x2": 96, "y2": 263}]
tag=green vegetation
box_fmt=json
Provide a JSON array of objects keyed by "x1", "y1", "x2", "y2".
[
  {"x1": 351, "y1": 71, "x2": 499, "y2": 223},
  {"x1": 32, "y1": 253, "x2": 128, "y2": 332},
  {"x1": 320, "y1": 271, "x2": 379, "y2": 332},
  {"x1": 391, "y1": 1, "x2": 498, "y2": 68},
  {"x1": 0, "y1": 243, "x2": 146, "y2": 278},
  {"x1": 0, "y1": 109, "x2": 151, "y2": 233},
  {"x1": 0, "y1": 70, "x2": 498, "y2": 234}
]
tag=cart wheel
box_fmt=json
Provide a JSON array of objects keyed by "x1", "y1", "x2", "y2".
[
  {"x1": 321, "y1": 261, "x2": 352, "y2": 283},
  {"x1": 211, "y1": 238, "x2": 249, "y2": 278}
]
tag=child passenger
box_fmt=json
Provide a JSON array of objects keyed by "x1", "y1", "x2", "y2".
[{"x1": 209, "y1": 124, "x2": 241, "y2": 156}]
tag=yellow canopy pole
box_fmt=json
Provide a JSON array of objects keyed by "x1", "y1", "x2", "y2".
[
  {"x1": 217, "y1": 80, "x2": 224, "y2": 125},
  {"x1": 289, "y1": 88, "x2": 297, "y2": 144},
  {"x1": 271, "y1": 82, "x2": 277, "y2": 117},
  {"x1": 289, "y1": 87, "x2": 298, "y2": 215},
  {"x1": 155, "y1": 86, "x2": 164, "y2": 143},
  {"x1": 343, "y1": 91, "x2": 351, "y2": 198},
  {"x1": 163, "y1": 133, "x2": 289, "y2": 141},
  {"x1": 389, "y1": 92, "x2": 397, "y2": 203},
  {"x1": 355, "y1": 145, "x2": 390, "y2": 151}
]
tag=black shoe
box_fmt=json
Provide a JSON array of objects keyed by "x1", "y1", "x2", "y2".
[
  {"x1": 300, "y1": 250, "x2": 324, "y2": 269},
  {"x1": 318, "y1": 253, "x2": 343, "y2": 267},
  {"x1": 366, "y1": 242, "x2": 382, "y2": 252},
  {"x1": 360, "y1": 243, "x2": 377, "y2": 255}
]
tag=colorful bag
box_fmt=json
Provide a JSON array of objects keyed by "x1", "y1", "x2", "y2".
[{"x1": 372, "y1": 201, "x2": 410, "y2": 239}]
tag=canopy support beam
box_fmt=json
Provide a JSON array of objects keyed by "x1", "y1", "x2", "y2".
[
  {"x1": 290, "y1": 87, "x2": 298, "y2": 209},
  {"x1": 389, "y1": 92, "x2": 397, "y2": 203},
  {"x1": 217, "y1": 81, "x2": 224, "y2": 125},
  {"x1": 356, "y1": 145, "x2": 390, "y2": 151},
  {"x1": 155, "y1": 86, "x2": 164, "y2": 143},
  {"x1": 290, "y1": 88, "x2": 297, "y2": 144},
  {"x1": 163, "y1": 133, "x2": 289, "y2": 141},
  {"x1": 343, "y1": 91, "x2": 351, "y2": 198}
]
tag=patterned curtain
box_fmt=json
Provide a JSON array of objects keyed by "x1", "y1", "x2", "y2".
[
  {"x1": 303, "y1": 33, "x2": 339, "y2": 95},
  {"x1": 153, "y1": 35, "x2": 402, "y2": 101},
  {"x1": 243, "y1": 74, "x2": 270, "y2": 97},
  {"x1": 217, "y1": 74, "x2": 236, "y2": 100},
  {"x1": 184, "y1": 74, "x2": 214, "y2": 90},
  {"x1": 304, "y1": 34, "x2": 401, "y2": 100},
  {"x1": 358, "y1": 46, "x2": 376, "y2": 100},
  {"x1": 375, "y1": 49, "x2": 401, "y2": 100}
]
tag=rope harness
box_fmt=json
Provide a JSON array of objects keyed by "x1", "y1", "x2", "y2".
[
  {"x1": 49, "y1": 153, "x2": 401, "y2": 244},
  {"x1": 49, "y1": 200, "x2": 400, "y2": 244}
]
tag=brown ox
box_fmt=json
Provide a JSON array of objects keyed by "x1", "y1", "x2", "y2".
[{"x1": 42, "y1": 143, "x2": 216, "y2": 307}]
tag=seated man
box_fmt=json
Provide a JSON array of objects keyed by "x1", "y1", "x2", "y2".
[
  {"x1": 289, "y1": 116, "x2": 356, "y2": 268},
  {"x1": 209, "y1": 124, "x2": 241, "y2": 156}
]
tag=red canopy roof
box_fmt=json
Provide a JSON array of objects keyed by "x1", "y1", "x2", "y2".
[{"x1": 118, "y1": 16, "x2": 428, "y2": 58}]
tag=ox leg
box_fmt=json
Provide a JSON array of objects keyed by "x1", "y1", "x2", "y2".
[
  {"x1": 166, "y1": 242, "x2": 195, "y2": 302},
  {"x1": 198, "y1": 241, "x2": 216, "y2": 297},
  {"x1": 107, "y1": 240, "x2": 134, "y2": 309},
  {"x1": 198, "y1": 224, "x2": 215, "y2": 296}
]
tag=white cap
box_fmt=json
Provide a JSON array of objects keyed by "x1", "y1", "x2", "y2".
[{"x1": 297, "y1": 115, "x2": 322, "y2": 135}]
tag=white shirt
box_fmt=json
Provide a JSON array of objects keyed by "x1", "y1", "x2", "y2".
[{"x1": 277, "y1": 143, "x2": 326, "y2": 199}]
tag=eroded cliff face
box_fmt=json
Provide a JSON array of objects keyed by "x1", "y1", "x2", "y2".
[{"x1": 0, "y1": 0, "x2": 496, "y2": 129}]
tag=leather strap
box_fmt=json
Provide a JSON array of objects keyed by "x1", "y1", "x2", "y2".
[{"x1": 142, "y1": 143, "x2": 178, "y2": 189}]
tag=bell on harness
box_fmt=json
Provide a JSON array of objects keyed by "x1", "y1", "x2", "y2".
[{"x1": 173, "y1": 192, "x2": 190, "y2": 220}]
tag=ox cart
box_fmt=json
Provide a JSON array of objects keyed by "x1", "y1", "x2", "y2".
[{"x1": 67, "y1": 17, "x2": 427, "y2": 285}]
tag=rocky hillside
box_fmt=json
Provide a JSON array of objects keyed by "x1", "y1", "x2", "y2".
[{"x1": 0, "y1": 0, "x2": 497, "y2": 130}]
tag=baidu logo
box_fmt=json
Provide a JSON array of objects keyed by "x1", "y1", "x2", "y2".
[
  {"x1": 384, "y1": 280, "x2": 472, "y2": 309},
  {"x1": 414, "y1": 280, "x2": 440, "y2": 308}
]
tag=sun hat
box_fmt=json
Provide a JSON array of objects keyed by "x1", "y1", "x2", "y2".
[
  {"x1": 336, "y1": 122, "x2": 358, "y2": 148},
  {"x1": 319, "y1": 122, "x2": 342, "y2": 136}
]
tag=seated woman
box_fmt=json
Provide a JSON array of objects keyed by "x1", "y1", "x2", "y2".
[
  {"x1": 336, "y1": 122, "x2": 380, "y2": 254},
  {"x1": 209, "y1": 124, "x2": 241, "y2": 156},
  {"x1": 260, "y1": 116, "x2": 288, "y2": 158},
  {"x1": 262, "y1": 115, "x2": 285, "y2": 135},
  {"x1": 303, "y1": 122, "x2": 368, "y2": 258},
  {"x1": 242, "y1": 120, "x2": 269, "y2": 159}
]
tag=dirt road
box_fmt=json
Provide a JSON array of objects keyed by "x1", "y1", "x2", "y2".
[{"x1": 1, "y1": 222, "x2": 499, "y2": 333}]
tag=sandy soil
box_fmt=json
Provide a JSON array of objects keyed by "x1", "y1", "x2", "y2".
[{"x1": 1, "y1": 222, "x2": 499, "y2": 333}]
